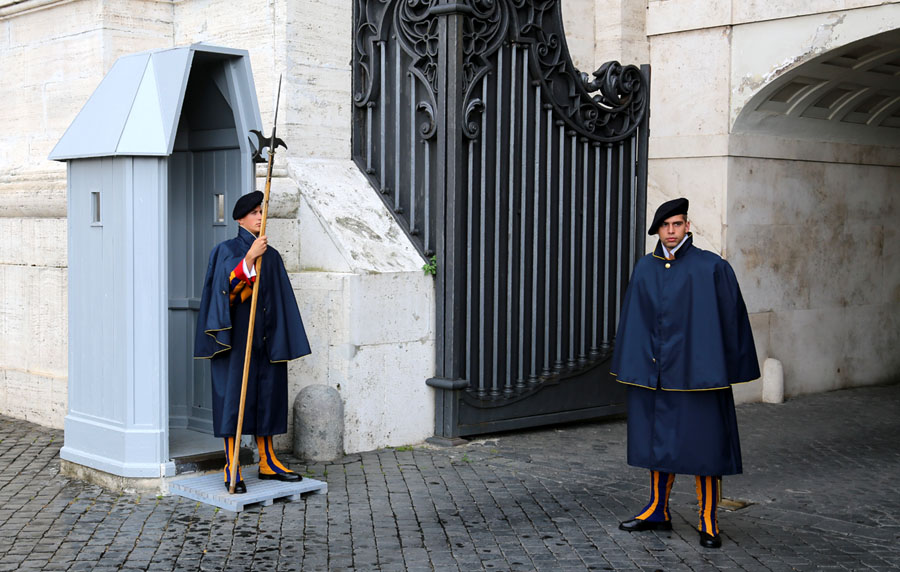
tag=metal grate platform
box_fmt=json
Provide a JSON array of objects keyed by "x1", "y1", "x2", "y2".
[{"x1": 168, "y1": 469, "x2": 327, "y2": 512}]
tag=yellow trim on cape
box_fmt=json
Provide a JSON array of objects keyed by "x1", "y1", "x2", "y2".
[
  {"x1": 194, "y1": 327, "x2": 233, "y2": 359},
  {"x1": 611, "y1": 374, "x2": 759, "y2": 392}
]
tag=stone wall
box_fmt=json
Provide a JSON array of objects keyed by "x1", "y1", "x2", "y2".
[{"x1": 727, "y1": 153, "x2": 900, "y2": 395}]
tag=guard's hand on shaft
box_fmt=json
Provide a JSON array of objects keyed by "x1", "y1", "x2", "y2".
[{"x1": 245, "y1": 235, "x2": 268, "y2": 271}]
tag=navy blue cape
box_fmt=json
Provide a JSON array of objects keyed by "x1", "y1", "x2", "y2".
[
  {"x1": 611, "y1": 234, "x2": 758, "y2": 475},
  {"x1": 611, "y1": 234, "x2": 759, "y2": 391},
  {"x1": 194, "y1": 227, "x2": 311, "y2": 437}
]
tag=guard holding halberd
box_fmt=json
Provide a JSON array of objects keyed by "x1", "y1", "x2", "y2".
[{"x1": 194, "y1": 191, "x2": 311, "y2": 494}]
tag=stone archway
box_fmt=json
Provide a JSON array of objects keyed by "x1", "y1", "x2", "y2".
[{"x1": 727, "y1": 29, "x2": 900, "y2": 397}]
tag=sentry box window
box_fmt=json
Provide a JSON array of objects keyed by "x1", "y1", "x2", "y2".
[
  {"x1": 91, "y1": 191, "x2": 101, "y2": 225},
  {"x1": 214, "y1": 193, "x2": 226, "y2": 225}
]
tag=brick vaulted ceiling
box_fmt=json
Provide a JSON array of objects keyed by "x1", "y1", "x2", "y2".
[{"x1": 734, "y1": 29, "x2": 900, "y2": 148}]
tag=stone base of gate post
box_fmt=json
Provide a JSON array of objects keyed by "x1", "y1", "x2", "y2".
[
  {"x1": 293, "y1": 385, "x2": 344, "y2": 461},
  {"x1": 425, "y1": 377, "x2": 469, "y2": 446}
]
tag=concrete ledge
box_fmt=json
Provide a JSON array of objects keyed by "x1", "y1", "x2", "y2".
[{"x1": 60, "y1": 459, "x2": 165, "y2": 494}]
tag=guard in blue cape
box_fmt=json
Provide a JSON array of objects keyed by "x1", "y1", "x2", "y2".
[
  {"x1": 194, "y1": 191, "x2": 311, "y2": 493},
  {"x1": 612, "y1": 197, "x2": 759, "y2": 548}
]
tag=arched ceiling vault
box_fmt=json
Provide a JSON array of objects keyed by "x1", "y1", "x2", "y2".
[{"x1": 734, "y1": 29, "x2": 900, "y2": 148}]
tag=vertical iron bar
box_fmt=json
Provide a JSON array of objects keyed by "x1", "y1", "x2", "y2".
[
  {"x1": 410, "y1": 75, "x2": 417, "y2": 231},
  {"x1": 517, "y1": 47, "x2": 528, "y2": 388},
  {"x1": 492, "y1": 47, "x2": 503, "y2": 396},
  {"x1": 555, "y1": 122, "x2": 564, "y2": 372},
  {"x1": 629, "y1": 135, "x2": 637, "y2": 272},
  {"x1": 424, "y1": 140, "x2": 431, "y2": 250},
  {"x1": 366, "y1": 103, "x2": 373, "y2": 173},
  {"x1": 568, "y1": 131, "x2": 577, "y2": 368},
  {"x1": 506, "y1": 45, "x2": 516, "y2": 395},
  {"x1": 394, "y1": 41, "x2": 400, "y2": 208},
  {"x1": 542, "y1": 106, "x2": 552, "y2": 378},
  {"x1": 467, "y1": 139, "x2": 474, "y2": 391},
  {"x1": 379, "y1": 42, "x2": 386, "y2": 189},
  {"x1": 478, "y1": 79, "x2": 488, "y2": 397},
  {"x1": 602, "y1": 144, "x2": 612, "y2": 347},
  {"x1": 530, "y1": 82, "x2": 541, "y2": 384},
  {"x1": 590, "y1": 143, "x2": 600, "y2": 358},
  {"x1": 615, "y1": 142, "x2": 624, "y2": 327},
  {"x1": 407, "y1": 75, "x2": 415, "y2": 215},
  {"x1": 579, "y1": 139, "x2": 588, "y2": 363}
]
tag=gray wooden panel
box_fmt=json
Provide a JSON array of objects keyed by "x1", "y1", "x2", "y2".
[
  {"x1": 68, "y1": 157, "x2": 129, "y2": 423},
  {"x1": 129, "y1": 157, "x2": 167, "y2": 430},
  {"x1": 191, "y1": 149, "x2": 241, "y2": 431},
  {"x1": 168, "y1": 151, "x2": 192, "y2": 429},
  {"x1": 168, "y1": 147, "x2": 240, "y2": 435}
]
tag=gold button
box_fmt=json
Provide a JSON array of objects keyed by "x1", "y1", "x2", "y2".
[
  {"x1": 665, "y1": 263, "x2": 671, "y2": 269},
  {"x1": 652, "y1": 358, "x2": 656, "y2": 363}
]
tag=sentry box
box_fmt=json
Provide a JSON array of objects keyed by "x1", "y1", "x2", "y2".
[{"x1": 50, "y1": 44, "x2": 262, "y2": 481}]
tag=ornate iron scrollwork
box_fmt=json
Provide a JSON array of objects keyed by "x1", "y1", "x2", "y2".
[
  {"x1": 395, "y1": 0, "x2": 440, "y2": 94},
  {"x1": 580, "y1": 61, "x2": 647, "y2": 137},
  {"x1": 459, "y1": 0, "x2": 510, "y2": 139},
  {"x1": 512, "y1": 0, "x2": 647, "y2": 141},
  {"x1": 394, "y1": 0, "x2": 440, "y2": 141},
  {"x1": 353, "y1": 0, "x2": 393, "y2": 108}
]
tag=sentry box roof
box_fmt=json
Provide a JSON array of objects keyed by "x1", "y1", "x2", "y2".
[{"x1": 49, "y1": 43, "x2": 261, "y2": 161}]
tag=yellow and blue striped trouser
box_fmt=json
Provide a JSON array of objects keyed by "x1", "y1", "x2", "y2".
[
  {"x1": 696, "y1": 475, "x2": 719, "y2": 535},
  {"x1": 223, "y1": 436, "x2": 243, "y2": 483},
  {"x1": 256, "y1": 435, "x2": 293, "y2": 475},
  {"x1": 635, "y1": 471, "x2": 720, "y2": 534},
  {"x1": 635, "y1": 470, "x2": 676, "y2": 522},
  {"x1": 223, "y1": 436, "x2": 295, "y2": 479}
]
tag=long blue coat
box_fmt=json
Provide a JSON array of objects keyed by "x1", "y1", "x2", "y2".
[
  {"x1": 194, "y1": 227, "x2": 311, "y2": 437},
  {"x1": 611, "y1": 234, "x2": 759, "y2": 475}
]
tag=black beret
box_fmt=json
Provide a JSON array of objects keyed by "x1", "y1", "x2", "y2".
[
  {"x1": 232, "y1": 191, "x2": 264, "y2": 220},
  {"x1": 648, "y1": 197, "x2": 689, "y2": 235}
]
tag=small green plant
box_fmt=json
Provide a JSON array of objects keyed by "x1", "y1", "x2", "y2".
[
  {"x1": 394, "y1": 445, "x2": 413, "y2": 452},
  {"x1": 461, "y1": 453, "x2": 472, "y2": 463},
  {"x1": 422, "y1": 255, "x2": 437, "y2": 276}
]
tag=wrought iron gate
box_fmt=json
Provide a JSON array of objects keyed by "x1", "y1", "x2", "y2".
[{"x1": 352, "y1": 0, "x2": 649, "y2": 439}]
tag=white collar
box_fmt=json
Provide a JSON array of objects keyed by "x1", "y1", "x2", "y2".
[{"x1": 663, "y1": 234, "x2": 689, "y2": 259}]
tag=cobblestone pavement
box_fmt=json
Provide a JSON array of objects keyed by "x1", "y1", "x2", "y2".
[{"x1": 1, "y1": 383, "x2": 898, "y2": 571}]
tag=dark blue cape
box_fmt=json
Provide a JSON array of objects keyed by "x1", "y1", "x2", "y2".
[
  {"x1": 194, "y1": 227, "x2": 311, "y2": 437},
  {"x1": 611, "y1": 234, "x2": 758, "y2": 475},
  {"x1": 611, "y1": 234, "x2": 759, "y2": 391}
]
